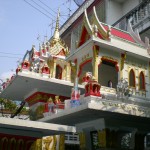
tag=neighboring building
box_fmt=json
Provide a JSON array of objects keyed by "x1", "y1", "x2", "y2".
[{"x1": 0, "y1": 0, "x2": 150, "y2": 150}]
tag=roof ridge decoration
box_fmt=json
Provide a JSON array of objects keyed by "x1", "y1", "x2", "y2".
[
  {"x1": 146, "y1": 38, "x2": 150, "y2": 55},
  {"x1": 92, "y1": 6, "x2": 111, "y2": 40},
  {"x1": 127, "y1": 22, "x2": 150, "y2": 55},
  {"x1": 49, "y1": 9, "x2": 69, "y2": 58},
  {"x1": 83, "y1": 9, "x2": 93, "y2": 36},
  {"x1": 53, "y1": 8, "x2": 60, "y2": 41},
  {"x1": 127, "y1": 22, "x2": 145, "y2": 46},
  {"x1": 77, "y1": 9, "x2": 92, "y2": 47},
  {"x1": 78, "y1": 6, "x2": 111, "y2": 47}
]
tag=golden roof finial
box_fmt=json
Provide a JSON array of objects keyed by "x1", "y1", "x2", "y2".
[{"x1": 53, "y1": 8, "x2": 60, "y2": 41}]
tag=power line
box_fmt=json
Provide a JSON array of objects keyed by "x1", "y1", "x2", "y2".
[
  {"x1": 30, "y1": 0, "x2": 56, "y2": 18},
  {"x1": 34, "y1": 0, "x2": 67, "y2": 24},
  {"x1": 24, "y1": 0, "x2": 65, "y2": 28},
  {"x1": 24, "y1": 0, "x2": 52, "y2": 19},
  {"x1": 24, "y1": 0, "x2": 79, "y2": 43},
  {"x1": 37, "y1": 0, "x2": 68, "y2": 21},
  {"x1": 37, "y1": 0, "x2": 57, "y2": 14},
  {"x1": 0, "y1": 56, "x2": 21, "y2": 59},
  {"x1": 0, "y1": 52, "x2": 23, "y2": 56}
]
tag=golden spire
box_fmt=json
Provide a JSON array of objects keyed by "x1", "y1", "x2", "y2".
[{"x1": 53, "y1": 8, "x2": 60, "y2": 41}]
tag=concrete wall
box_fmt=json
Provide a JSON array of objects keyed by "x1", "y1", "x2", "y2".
[
  {"x1": 106, "y1": 0, "x2": 141, "y2": 25},
  {"x1": 106, "y1": 0, "x2": 122, "y2": 25}
]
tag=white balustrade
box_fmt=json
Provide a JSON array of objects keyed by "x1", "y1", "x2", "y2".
[{"x1": 114, "y1": 1, "x2": 150, "y2": 32}]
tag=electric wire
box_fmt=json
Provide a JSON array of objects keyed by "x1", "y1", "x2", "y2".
[
  {"x1": 0, "y1": 52, "x2": 23, "y2": 59},
  {"x1": 30, "y1": 0, "x2": 56, "y2": 18},
  {"x1": 24, "y1": 0, "x2": 77, "y2": 30},
  {"x1": 0, "y1": 56, "x2": 21, "y2": 59},
  {"x1": 0, "y1": 52, "x2": 23, "y2": 56},
  {"x1": 38, "y1": 0, "x2": 69, "y2": 21},
  {"x1": 24, "y1": 0, "x2": 53, "y2": 19},
  {"x1": 24, "y1": 0, "x2": 68, "y2": 25},
  {"x1": 37, "y1": 0, "x2": 57, "y2": 14},
  {"x1": 24, "y1": 0, "x2": 79, "y2": 45}
]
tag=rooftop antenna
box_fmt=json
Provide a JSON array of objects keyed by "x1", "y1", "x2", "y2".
[
  {"x1": 68, "y1": 0, "x2": 71, "y2": 18},
  {"x1": 53, "y1": 8, "x2": 60, "y2": 41},
  {"x1": 44, "y1": 30, "x2": 48, "y2": 43},
  {"x1": 16, "y1": 59, "x2": 21, "y2": 67},
  {"x1": 49, "y1": 19, "x2": 55, "y2": 37},
  {"x1": 37, "y1": 34, "x2": 42, "y2": 43}
]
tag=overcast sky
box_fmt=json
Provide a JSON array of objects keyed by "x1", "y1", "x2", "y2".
[{"x1": 0, "y1": 0, "x2": 77, "y2": 81}]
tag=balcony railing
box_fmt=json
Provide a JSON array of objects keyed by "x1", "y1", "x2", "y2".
[
  {"x1": 65, "y1": 133, "x2": 79, "y2": 144},
  {"x1": 113, "y1": 0, "x2": 150, "y2": 32}
]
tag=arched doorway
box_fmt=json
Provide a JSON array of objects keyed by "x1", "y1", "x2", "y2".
[
  {"x1": 17, "y1": 139, "x2": 24, "y2": 150},
  {"x1": 129, "y1": 69, "x2": 135, "y2": 87},
  {"x1": 139, "y1": 71, "x2": 145, "y2": 90},
  {"x1": 9, "y1": 138, "x2": 16, "y2": 150},
  {"x1": 1, "y1": 137, "x2": 8, "y2": 150},
  {"x1": 98, "y1": 57, "x2": 119, "y2": 88}
]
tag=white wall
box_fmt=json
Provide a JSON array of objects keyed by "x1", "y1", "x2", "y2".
[{"x1": 106, "y1": 0, "x2": 122, "y2": 25}]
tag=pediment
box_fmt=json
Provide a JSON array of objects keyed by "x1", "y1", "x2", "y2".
[{"x1": 78, "y1": 26, "x2": 91, "y2": 47}]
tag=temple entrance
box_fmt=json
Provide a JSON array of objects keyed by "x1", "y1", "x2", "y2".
[{"x1": 98, "y1": 60, "x2": 118, "y2": 88}]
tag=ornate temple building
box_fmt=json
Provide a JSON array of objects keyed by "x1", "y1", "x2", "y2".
[{"x1": 0, "y1": 0, "x2": 150, "y2": 150}]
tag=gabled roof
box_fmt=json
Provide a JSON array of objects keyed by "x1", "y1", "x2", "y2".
[
  {"x1": 48, "y1": 9, "x2": 69, "y2": 58},
  {"x1": 23, "y1": 10, "x2": 69, "y2": 64},
  {"x1": 78, "y1": 6, "x2": 149, "y2": 48},
  {"x1": 49, "y1": 40, "x2": 68, "y2": 58}
]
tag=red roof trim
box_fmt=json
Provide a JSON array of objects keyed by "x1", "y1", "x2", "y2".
[{"x1": 103, "y1": 24, "x2": 136, "y2": 43}]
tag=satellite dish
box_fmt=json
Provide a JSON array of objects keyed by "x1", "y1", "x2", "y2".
[{"x1": 73, "y1": 0, "x2": 85, "y2": 7}]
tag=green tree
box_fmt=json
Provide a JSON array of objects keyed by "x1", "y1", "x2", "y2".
[{"x1": 0, "y1": 98, "x2": 29, "y2": 116}]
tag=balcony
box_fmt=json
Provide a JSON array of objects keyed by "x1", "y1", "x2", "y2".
[{"x1": 113, "y1": 0, "x2": 150, "y2": 34}]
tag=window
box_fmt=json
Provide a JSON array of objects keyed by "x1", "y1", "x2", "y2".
[
  {"x1": 129, "y1": 69, "x2": 135, "y2": 87},
  {"x1": 139, "y1": 71, "x2": 145, "y2": 90}
]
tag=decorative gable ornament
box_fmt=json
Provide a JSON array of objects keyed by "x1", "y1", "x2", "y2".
[
  {"x1": 127, "y1": 22, "x2": 150, "y2": 55},
  {"x1": 48, "y1": 9, "x2": 69, "y2": 59},
  {"x1": 78, "y1": 7, "x2": 111, "y2": 48}
]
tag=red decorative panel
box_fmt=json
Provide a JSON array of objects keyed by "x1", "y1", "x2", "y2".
[
  {"x1": 78, "y1": 26, "x2": 90, "y2": 47},
  {"x1": 103, "y1": 24, "x2": 136, "y2": 43},
  {"x1": 25, "y1": 92, "x2": 69, "y2": 107}
]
